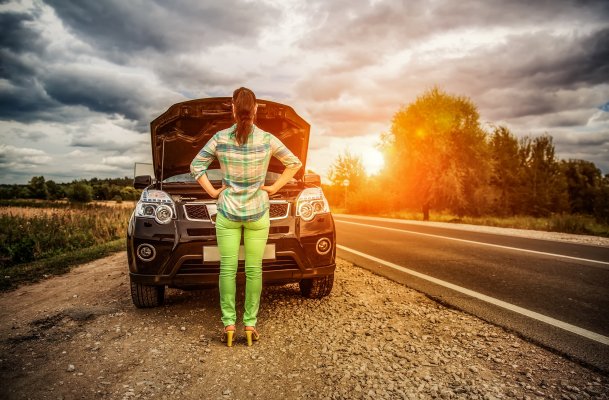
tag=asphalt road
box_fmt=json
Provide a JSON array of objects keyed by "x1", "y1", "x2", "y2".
[{"x1": 333, "y1": 214, "x2": 609, "y2": 372}]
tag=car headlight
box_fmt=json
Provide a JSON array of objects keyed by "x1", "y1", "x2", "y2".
[
  {"x1": 135, "y1": 189, "x2": 175, "y2": 224},
  {"x1": 155, "y1": 204, "x2": 173, "y2": 224},
  {"x1": 296, "y1": 187, "x2": 330, "y2": 221}
]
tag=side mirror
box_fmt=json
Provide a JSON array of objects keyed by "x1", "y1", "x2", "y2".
[
  {"x1": 303, "y1": 173, "x2": 321, "y2": 186},
  {"x1": 134, "y1": 175, "x2": 152, "y2": 189}
]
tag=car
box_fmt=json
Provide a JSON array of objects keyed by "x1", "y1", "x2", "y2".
[{"x1": 127, "y1": 97, "x2": 336, "y2": 308}]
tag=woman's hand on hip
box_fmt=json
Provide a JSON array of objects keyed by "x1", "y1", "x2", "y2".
[
  {"x1": 261, "y1": 185, "x2": 278, "y2": 196},
  {"x1": 213, "y1": 185, "x2": 227, "y2": 198}
]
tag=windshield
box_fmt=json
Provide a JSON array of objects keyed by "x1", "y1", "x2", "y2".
[{"x1": 162, "y1": 170, "x2": 296, "y2": 184}]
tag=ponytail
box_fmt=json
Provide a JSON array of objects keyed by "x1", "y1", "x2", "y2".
[{"x1": 232, "y1": 87, "x2": 257, "y2": 145}]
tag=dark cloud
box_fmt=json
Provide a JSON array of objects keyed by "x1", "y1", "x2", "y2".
[
  {"x1": 151, "y1": 56, "x2": 245, "y2": 95},
  {"x1": 295, "y1": 25, "x2": 609, "y2": 137},
  {"x1": 0, "y1": 9, "x2": 62, "y2": 122},
  {"x1": 301, "y1": 0, "x2": 609, "y2": 52},
  {"x1": 44, "y1": 0, "x2": 281, "y2": 57},
  {"x1": 294, "y1": 0, "x2": 609, "y2": 118},
  {"x1": 0, "y1": 1, "x2": 278, "y2": 128},
  {"x1": 43, "y1": 67, "x2": 149, "y2": 122},
  {"x1": 0, "y1": 11, "x2": 44, "y2": 54}
]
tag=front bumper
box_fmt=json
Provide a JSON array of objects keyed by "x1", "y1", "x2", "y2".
[{"x1": 127, "y1": 210, "x2": 336, "y2": 287}]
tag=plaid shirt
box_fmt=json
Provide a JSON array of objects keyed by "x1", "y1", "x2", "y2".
[{"x1": 190, "y1": 123, "x2": 302, "y2": 222}]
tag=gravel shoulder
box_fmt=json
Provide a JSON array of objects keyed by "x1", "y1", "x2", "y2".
[{"x1": 1, "y1": 252, "x2": 608, "y2": 400}]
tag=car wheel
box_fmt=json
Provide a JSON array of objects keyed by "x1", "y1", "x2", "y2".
[
  {"x1": 130, "y1": 279, "x2": 165, "y2": 308},
  {"x1": 299, "y1": 274, "x2": 334, "y2": 298}
]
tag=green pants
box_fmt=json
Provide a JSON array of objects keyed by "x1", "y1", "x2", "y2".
[{"x1": 215, "y1": 209, "x2": 270, "y2": 327}]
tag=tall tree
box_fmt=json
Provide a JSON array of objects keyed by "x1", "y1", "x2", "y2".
[
  {"x1": 28, "y1": 176, "x2": 48, "y2": 200},
  {"x1": 45, "y1": 180, "x2": 65, "y2": 200},
  {"x1": 388, "y1": 87, "x2": 490, "y2": 219},
  {"x1": 518, "y1": 135, "x2": 568, "y2": 216},
  {"x1": 560, "y1": 159, "x2": 602, "y2": 215},
  {"x1": 489, "y1": 126, "x2": 521, "y2": 215},
  {"x1": 595, "y1": 174, "x2": 609, "y2": 224}
]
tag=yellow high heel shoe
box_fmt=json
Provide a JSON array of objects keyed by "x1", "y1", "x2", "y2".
[
  {"x1": 221, "y1": 325, "x2": 236, "y2": 347},
  {"x1": 244, "y1": 326, "x2": 260, "y2": 347}
]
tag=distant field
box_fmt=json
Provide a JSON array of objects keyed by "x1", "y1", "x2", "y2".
[{"x1": 0, "y1": 199, "x2": 133, "y2": 290}]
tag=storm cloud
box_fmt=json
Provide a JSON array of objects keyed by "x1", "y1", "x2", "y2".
[{"x1": 0, "y1": 0, "x2": 608, "y2": 183}]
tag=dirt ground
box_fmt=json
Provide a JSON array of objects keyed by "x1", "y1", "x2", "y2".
[{"x1": 1, "y1": 252, "x2": 608, "y2": 400}]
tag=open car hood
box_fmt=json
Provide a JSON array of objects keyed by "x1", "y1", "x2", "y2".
[{"x1": 150, "y1": 97, "x2": 310, "y2": 181}]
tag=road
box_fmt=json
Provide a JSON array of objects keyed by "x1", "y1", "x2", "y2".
[{"x1": 333, "y1": 214, "x2": 609, "y2": 372}]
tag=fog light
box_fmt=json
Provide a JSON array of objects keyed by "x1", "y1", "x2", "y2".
[
  {"x1": 137, "y1": 243, "x2": 156, "y2": 261},
  {"x1": 316, "y1": 238, "x2": 331, "y2": 255}
]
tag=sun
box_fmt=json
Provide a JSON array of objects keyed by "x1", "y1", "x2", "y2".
[{"x1": 362, "y1": 148, "x2": 385, "y2": 176}]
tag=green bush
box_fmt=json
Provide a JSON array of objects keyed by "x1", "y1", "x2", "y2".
[{"x1": 67, "y1": 182, "x2": 93, "y2": 203}]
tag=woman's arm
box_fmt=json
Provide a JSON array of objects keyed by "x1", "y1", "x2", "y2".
[
  {"x1": 191, "y1": 133, "x2": 226, "y2": 197},
  {"x1": 263, "y1": 134, "x2": 303, "y2": 195},
  {"x1": 196, "y1": 173, "x2": 226, "y2": 198},
  {"x1": 261, "y1": 166, "x2": 300, "y2": 195}
]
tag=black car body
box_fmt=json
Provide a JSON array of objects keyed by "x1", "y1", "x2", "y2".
[{"x1": 127, "y1": 98, "x2": 336, "y2": 307}]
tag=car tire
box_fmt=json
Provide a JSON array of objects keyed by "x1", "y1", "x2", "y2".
[
  {"x1": 130, "y1": 279, "x2": 165, "y2": 308},
  {"x1": 299, "y1": 274, "x2": 334, "y2": 298}
]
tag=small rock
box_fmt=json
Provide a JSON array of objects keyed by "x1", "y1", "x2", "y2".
[{"x1": 67, "y1": 364, "x2": 75, "y2": 372}]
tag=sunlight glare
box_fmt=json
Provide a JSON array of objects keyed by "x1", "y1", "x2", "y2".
[{"x1": 362, "y1": 148, "x2": 385, "y2": 176}]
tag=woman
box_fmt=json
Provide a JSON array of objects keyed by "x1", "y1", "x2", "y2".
[{"x1": 189, "y1": 87, "x2": 302, "y2": 347}]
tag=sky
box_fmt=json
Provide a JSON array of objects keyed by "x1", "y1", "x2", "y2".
[{"x1": 1, "y1": 0, "x2": 608, "y2": 185}]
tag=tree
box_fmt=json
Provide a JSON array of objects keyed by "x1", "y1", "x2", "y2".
[
  {"x1": 489, "y1": 126, "x2": 522, "y2": 215},
  {"x1": 595, "y1": 174, "x2": 609, "y2": 224},
  {"x1": 67, "y1": 182, "x2": 93, "y2": 203},
  {"x1": 560, "y1": 159, "x2": 602, "y2": 215},
  {"x1": 388, "y1": 87, "x2": 490, "y2": 219},
  {"x1": 28, "y1": 176, "x2": 48, "y2": 200},
  {"x1": 518, "y1": 135, "x2": 568, "y2": 216},
  {"x1": 120, "y1": 186, "x2": 139, "y2": 201},
  {"x1": 328, "y1": 150, "x2": 366, "y2": 191},
  {"x1": 46, "y1": 180, "x2": 65, "y2": 200}
]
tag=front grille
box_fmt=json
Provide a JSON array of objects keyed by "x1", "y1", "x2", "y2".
[
  {"x1": 177, "y1": 255, "x2": 299, "y2": 275},
  {"x1": 184, "y1": 204, "x2": 211, "y2": 220},
  {"x1": 184, "y1": 201, "x2": 289, "y2": 221},
  {"x1": 269, "y1": 203, "x2": 289, "y2": 219}
]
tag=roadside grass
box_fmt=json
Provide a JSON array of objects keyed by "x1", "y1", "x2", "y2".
[
  {"x1": 0, "y1": 199, "x2": 133, "y2": 290},
  {"x1": 0, "y1": 199, "x2": 74, "y2": 208},
  {"x1": 331, "y1": 207, "x2": 609, "y2": 237},
  {"x1": 0, "y1": 239, "x2": 125, "y2": 291}
]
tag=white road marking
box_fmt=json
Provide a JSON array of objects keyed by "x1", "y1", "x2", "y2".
[
  {"x1": 337, "y1": 244, "x2": 609, "y2": 346},
  {"x1": 335, "y1": 219, "x2": 609, "y2": 266}
]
